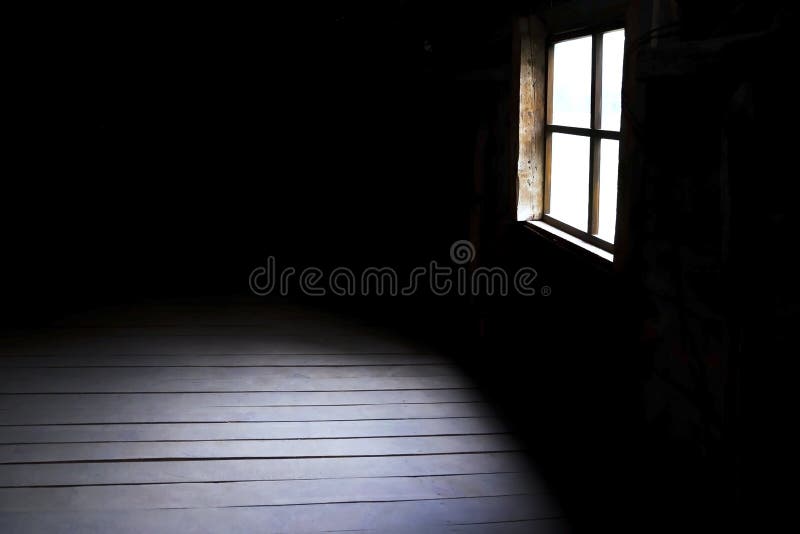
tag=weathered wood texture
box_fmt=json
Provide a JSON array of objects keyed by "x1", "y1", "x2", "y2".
[
  {"x1": 0, "y1": 304, "x2": 564, "y2": 532},
  {"x1": 516, "y1": 15, "x2": 547, "y2": 221}
]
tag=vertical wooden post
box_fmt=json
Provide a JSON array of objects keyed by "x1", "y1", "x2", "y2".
[{"x1": 516, "y1": 15, "x2": 546, "y2": 221}]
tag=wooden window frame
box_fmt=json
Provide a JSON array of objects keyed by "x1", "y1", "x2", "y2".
[{"x1": 543, "y1": 24, "x2": 624, "y2": 255}]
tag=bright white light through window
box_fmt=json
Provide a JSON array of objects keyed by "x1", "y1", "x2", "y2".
[
  {"x1": 597, "y1": 139, "x2": 619, "y2": 242},
  {"x1": 544, "y1": 28, "x2": 625, "y2": 251},
  {"x1": 551, "y1": 36, "x2": 592, "y2": 128},
  {"x1": 601, "y1": 29, "x2": 625, "y2": 131},
  {"x1": 549, "y1": 133, "x2": 589, "y2": 231}
]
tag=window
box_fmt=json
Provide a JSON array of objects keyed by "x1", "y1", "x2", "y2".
[{"x1": 542, "y1": 28, "x2": 625, "y2": 254}]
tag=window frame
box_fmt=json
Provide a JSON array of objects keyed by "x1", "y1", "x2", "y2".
[{"x1": 543, "y1": 24, "x2": 625, "y2": 255}]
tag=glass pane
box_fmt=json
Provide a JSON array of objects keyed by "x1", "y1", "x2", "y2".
[
  {"x1": 551, "y1": 36, "x2": 592, "y2": 128},
  {"x1": 548, "y1": 133, "x2": 589, "y2": 231},
  {"x1": 600, "y1": 29, "x2": 625, "y2": 131},
  {"x1": 596, "y1": 139, "x2": 619, "y2": 242}
]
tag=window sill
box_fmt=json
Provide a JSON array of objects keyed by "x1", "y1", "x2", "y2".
[{"x1": 524, "y1": 220, "x2": 614, "y2": 264}]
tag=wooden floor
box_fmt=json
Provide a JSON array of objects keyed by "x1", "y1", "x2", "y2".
[{"x1": 0, "y1": 301, "x2": 567, "y2": 533}]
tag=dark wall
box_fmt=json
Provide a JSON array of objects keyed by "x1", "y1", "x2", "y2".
[
  {"x1": 4, "y1": 2, "x2": 513, "y2": 323},
  {"x1": 465, "y1": 1, "x2": 793, "y2": 531}
]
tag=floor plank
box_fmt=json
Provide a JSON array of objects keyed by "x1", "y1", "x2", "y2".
[
  {"x1": 0, "y1": 389, "x2": 482, "y2": 410},
  {"x1": 0, "y1": 372, "x2": 465, "y2": 393},
  {"x1": 0, "y1": 365, "x2": 460, "y2": 379},
  {"x1": 0, "y1": 472, "x2": 545, "y2": 511},
  {"x1": 0, "y1": 434, "x2": 520, "y2": 464},
  {"x1": 0, "y1": 495, "x2": 561, "y2": 533},
  {"x1": 0, "y1": 417, "x2": 505, "y2": 444},
  {"x1": 0, "y1": 354, "x2": 447, "y2": 367},
  {"x1": 0, "y1": 402, "x2": 493, "y2": 425},
  {"x1": 0, "y1": 452, "x2": 532, "y2": 487},
  {"x1": 0, "y1": 334, "x2": 425, "y2": 356}
]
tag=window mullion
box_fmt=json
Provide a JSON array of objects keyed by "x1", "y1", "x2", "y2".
[
  {"x1": 591, "y1": 33, "x2": 603, "y2": 129},
  {"x1": 588, "y1": 33, "x2": 603, "y2": 235},
  {"x1": 544, "y1": 44, "x2": 554, "y2": 215}
]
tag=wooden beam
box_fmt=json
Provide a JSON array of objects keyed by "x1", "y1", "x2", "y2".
[
  {"x1": 541, "y1": 0, "x2": 629, "y2": 36},
  {"x1": 516, "y1": 16, "x2": 547, "y2": 221}
]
